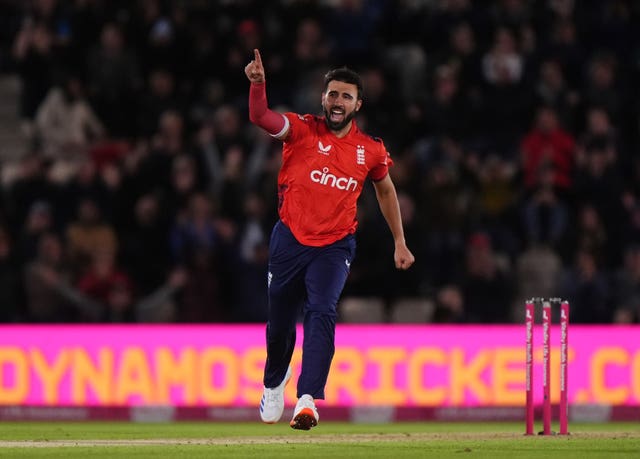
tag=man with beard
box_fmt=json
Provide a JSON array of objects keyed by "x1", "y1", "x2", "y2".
[{"x1": 245, "y1": 49, "x2": 414, "y2": 430}]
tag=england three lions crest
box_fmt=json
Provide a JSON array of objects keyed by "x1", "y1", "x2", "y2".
[{"x1": 356, "y1": 145, "x2": 365, "y2": 165}]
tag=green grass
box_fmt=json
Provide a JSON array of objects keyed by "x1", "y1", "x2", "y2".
[{"x1": 0, "y1": 422, "x2": 638, "y2": 458}]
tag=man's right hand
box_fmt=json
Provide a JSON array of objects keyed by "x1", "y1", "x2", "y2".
[{"x1": 245, "y1": 48, "x2": 265, "y2": 83}]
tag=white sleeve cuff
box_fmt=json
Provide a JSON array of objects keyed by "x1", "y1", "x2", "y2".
[{"x1": 271, "y1": 115, "x2": 289, "y2": 139}]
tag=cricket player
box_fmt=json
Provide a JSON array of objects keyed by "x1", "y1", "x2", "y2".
[{"x1": 245, "y1": 49, "x2": 414, "y2": 430}]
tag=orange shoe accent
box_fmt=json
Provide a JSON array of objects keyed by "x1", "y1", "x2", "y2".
[{"x1": 290, "y1": 408, "x2": 318, "y2": 430}]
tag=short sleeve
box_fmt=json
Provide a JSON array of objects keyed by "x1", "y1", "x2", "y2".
[
  {"x1": 369, "y1": 142, "x2": 393, "y2": 182},
  {"x1": 282, "y1": 112, "x2": 313, "y2": 144}
]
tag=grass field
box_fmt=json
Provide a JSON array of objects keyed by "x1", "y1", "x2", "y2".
[{"x1": 0, "y1": 421, "x2": 638, "y2": 458}]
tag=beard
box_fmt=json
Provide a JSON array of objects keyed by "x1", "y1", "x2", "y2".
[{"x1": 323, "y1": 106, "x2": 357, "y2": 132}]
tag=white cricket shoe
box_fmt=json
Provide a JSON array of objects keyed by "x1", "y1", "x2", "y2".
[
  {"x1": 289, "y1": 394, "x2": 319, "y2": 430},
  {"x1": 259, "y1": 366, "x2": 292, "y2": 423}
]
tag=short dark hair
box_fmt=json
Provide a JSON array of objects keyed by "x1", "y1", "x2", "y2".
[{"x1": 323, "y1": 67, "x2": 364, "y2": 100}]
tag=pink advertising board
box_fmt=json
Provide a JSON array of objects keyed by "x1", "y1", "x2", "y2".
[{"x1": 0, "y1": 325, "x2": 638, "y2": 407}]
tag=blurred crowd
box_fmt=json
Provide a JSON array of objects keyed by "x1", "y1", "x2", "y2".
[{"x1": 0, "y1": 0, "x2": 639, "y2": 324}]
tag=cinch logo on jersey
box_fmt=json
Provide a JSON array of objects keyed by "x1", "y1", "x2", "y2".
[{"x1": 310, "y1": 167, "x2": 358, "y2": 191}]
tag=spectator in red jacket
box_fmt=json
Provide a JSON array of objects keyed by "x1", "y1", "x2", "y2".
[{"x1": 520, "y1": 105, "x2": 575, "y2": 194}]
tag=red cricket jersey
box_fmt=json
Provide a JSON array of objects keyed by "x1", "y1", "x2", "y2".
[{"x1": 278, "y1": 113, "x2": 392, "y2": 246}]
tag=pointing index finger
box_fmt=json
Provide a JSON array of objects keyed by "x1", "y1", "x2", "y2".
[{"x1": 254, "y1": 49, "x2": 262, "y2": 66}]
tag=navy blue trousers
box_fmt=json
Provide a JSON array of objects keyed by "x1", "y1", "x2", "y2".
[{"x1": 263, "y1": 221, "x2": 356, "y2": 399}]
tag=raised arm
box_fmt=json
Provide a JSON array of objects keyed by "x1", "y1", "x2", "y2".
[{"x1": 245, "y1": 49, "x2": 289, "y2": 139}]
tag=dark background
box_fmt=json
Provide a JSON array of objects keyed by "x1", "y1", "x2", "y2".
[{"x1": 0, "y1": 0, "x2": 639, "y2": 325}]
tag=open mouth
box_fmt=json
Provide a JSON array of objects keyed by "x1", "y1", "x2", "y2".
[{"x1": 330, "y1": 108, "x2": 345, "y2": 122}]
